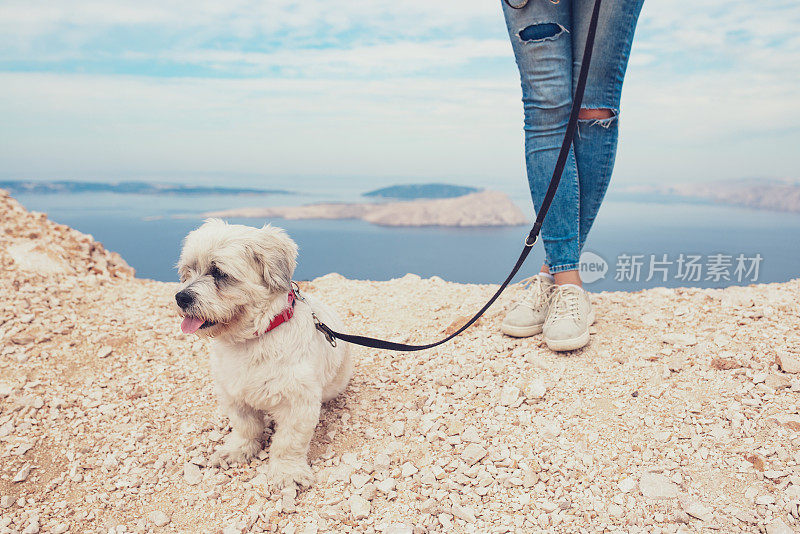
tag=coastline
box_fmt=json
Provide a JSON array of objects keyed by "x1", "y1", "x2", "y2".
[
  {"x1": 617, "y1": 179, "x2": 800, "y2": 214},
  {"x1": 200, "y1": 190, "x2": 528, "y2": 228}
]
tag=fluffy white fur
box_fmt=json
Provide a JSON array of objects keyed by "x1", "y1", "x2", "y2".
[{"x1": 175, "y1": 219, "x2": 352, "y2": 489}]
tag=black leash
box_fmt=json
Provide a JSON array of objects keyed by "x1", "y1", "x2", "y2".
[{"x1": 313, "y1": 0, "x2": 603, "y2": 352}]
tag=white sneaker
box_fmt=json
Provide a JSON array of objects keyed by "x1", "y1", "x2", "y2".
[
  {"x1": 501, "y1": 274, "x2": 555, "y2": 337},
  {"x1": 543, "y1": 284, "x2": 596, "y2": 351}
]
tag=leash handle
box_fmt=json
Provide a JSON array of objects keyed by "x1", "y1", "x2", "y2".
[{"x1": 318, "y1": 0, "x2": 603, "y2": 352}]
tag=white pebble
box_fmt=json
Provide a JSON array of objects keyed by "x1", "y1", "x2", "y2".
[
  {"x1": 524, "y1": 379, "x2": 547, "y2": 400},
  {"x1": 349, "y1": 495, "x2": 370, "y2": 519},
  {"x1": 147, "y1": 510, "x2": 170, "y2": 527},
  {"x1": 13, "y1": 464, "x2": 32, "y2": 483},
  {"x1": 461, "y1": 444, "x2": 488, "y2": 466},
  {"x1": 183, "y1": 462, "x2": 202, "y2": 485}
]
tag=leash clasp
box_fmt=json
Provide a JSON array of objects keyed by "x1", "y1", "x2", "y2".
[
  {"x1": 312, "y1": 313, "x2": 337, "y2": 347},
  {"x1": 292, "y1": 281, "x2": 337, "y2": 347},
  {"x1": 291, "y1": 281, "x2": 305, "y2": 302}
]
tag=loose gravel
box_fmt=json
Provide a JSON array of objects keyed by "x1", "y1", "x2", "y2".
[{"x1": 2, "y1": 190, "x2": 800, "y2": 533}]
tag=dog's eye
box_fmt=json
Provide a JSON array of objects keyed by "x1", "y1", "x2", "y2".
[{"x1": 209, "y1": 265, "x2": 227, "y2": 280}]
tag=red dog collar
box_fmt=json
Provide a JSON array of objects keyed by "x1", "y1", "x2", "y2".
[{"x1": 254, "y1": 290, "x2": 296, "y2": 337}]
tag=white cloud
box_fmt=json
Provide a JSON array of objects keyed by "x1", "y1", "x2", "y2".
[
  {"x1": 145, "y1": 39, "x2": 512, "y2": 76},
  {"x1": 0, "y1": 0, "x2": 498, "y2": 51},
  {"x1": 1, "y1": 0, "x2": 799, "y2": 185},
  {"x1": 0, "y1": 72, "x2": 523, "y2": 181}
]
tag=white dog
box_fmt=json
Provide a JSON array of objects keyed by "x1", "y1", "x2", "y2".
[{"x1": 175, "y1": 219, "x2": 352, "y2": 488}]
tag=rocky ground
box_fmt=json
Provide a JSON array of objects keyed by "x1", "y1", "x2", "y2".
[{"x1": 2, "y1": 189, "x2": 800, "y2": 534}]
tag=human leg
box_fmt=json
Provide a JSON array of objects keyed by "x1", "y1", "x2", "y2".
[
  {"x1": 501, "y1": 0, "x2": 581, "y2": 276},
  {"x1": 571, "y1": 0, "x2": 645, "y2": 249}
]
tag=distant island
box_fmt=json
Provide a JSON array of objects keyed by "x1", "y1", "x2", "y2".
[
  {"x1": 618, "y1": 178, "x2": 800, "y2": 213},
  {"x1": 364, "y1": 183, "x2": 481, "y2": 199},
  {"x1": 201, "y1": 190, "x2": 527, "y2": 228},
  {"x1": 0, "y1": 180, "x2": 293, "y2": 196}
]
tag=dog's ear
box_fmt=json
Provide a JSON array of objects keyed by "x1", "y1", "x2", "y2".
[{"x1": 249, "y1": 225, "x2": 298, "y2": 292}]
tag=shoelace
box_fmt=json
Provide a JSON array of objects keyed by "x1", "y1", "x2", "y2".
[
  {"x1": 548, "y1": 287, "x2": 583, "y2": 324},
  {"x1": 515, "y1": 275, "x2": 554, "y2": 310}
]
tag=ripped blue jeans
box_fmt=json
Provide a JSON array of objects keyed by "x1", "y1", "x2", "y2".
[{"x1": 502, "y1": 0, "x2": 644, "y2": 273}]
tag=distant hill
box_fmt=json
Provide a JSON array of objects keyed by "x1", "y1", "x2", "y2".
[
  {"x1": 617, "y1": 178, "x2": 800, "y2": 213},
  {"x1": 364, "y1": 183, "x2": 481, "y2": 199},
  {"x1": 203, "y1": 190, "x2": 527, "y2": 227},
  {"x1": 0, "y1": 180, "x2": 293, "y2": 196}
]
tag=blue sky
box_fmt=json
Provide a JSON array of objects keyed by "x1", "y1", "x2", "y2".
[{"x1": 1, "y1": 0, "x2": 798, "y2": 190}]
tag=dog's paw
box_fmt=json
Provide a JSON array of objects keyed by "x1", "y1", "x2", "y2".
[
  {"x1": 266, "y1": 458, "x2": 315, "y2": 490},
  {"x1": 210, "y1": 437, "x2": 261, "y2": 467}
]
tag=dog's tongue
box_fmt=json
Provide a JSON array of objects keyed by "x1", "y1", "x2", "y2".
[{"x1": 181, "y1": 316, "x2": 204, "y2": 334}]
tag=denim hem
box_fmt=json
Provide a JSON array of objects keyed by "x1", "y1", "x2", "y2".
[{"x1": 549, "y1": 262, "x2": 580, "y2": 274}]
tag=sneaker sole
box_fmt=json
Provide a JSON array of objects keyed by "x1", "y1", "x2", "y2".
[
  {"x1": 543, "y1": 309, "x2": 596, "y2": 352},
  {"x1": 545, "y1": 330, "x2": 590, "y2": 351},
  {"x1": 501, "y1": 323, "x2": 543, "y2": 338}
]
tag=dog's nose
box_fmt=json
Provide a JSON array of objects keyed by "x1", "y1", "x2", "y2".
[{"x1": 175, "y1": 290, "x2": 194, "y2": 309}]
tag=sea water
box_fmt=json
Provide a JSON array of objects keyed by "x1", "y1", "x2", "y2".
[{"x1": 11, "y1": 190, "x2": 800, "y2": 292}]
